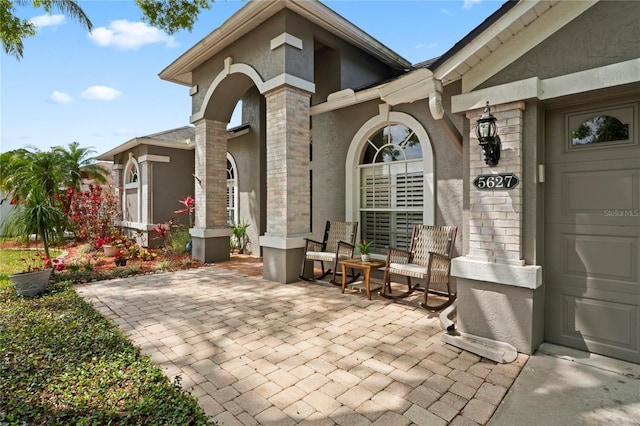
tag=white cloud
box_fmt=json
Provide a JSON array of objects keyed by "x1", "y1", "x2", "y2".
[
  {"x1": 30, "y1": 14, "x2": 65, "y2": 28},
  {"x1": 88, "y1": 19, "x2": 176, "y2": 49},
  {"x1": 81, "y1": 86, "x2": 123, "y2": 101},
  {"x1": 50, "y1": 91, "x2": 72, "y2": 104},
  {"x1": 463, "y1": 0, "x2": 482, "y2": 10}
]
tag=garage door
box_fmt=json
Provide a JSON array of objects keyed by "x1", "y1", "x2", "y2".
[{"x1": 545, "y1": 96, "x2": 640, "y2": 363}]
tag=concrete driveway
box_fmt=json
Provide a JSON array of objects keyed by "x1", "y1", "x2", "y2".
[{"x1": 77, "y1": 264, "x2": 527, "y2": 425}]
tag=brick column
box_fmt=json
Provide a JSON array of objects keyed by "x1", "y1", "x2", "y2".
[
  {"x1": 452, "y1": 100, "x2": 542, "y2": 355},
  {"x1": 191, "y1": 118, "x2": 232, "y2": 263},
  {"x1": 467, "y1": 101, "x2": 524, "y2": 266},
  {"x1": 260, "y1": 86, "x2": 311, "y2": 283}
]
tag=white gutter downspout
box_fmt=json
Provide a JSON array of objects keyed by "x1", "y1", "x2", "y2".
[{"x1": 439, "y1": 302, "x2": 518, "y2": 364}]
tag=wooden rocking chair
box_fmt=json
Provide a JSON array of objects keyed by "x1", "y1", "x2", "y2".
[
  {"x1": 381, "y1": 225, "x2": 457, "y2": 310},
  {"x1": 299, "y1": 221, "x2": 359, "y2": 285}
]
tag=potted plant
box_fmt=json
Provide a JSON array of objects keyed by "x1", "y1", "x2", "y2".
[
  {"x1": 8, "y1": 252, "x2": 54, "y2": 296},
  {"x1": 114, "y1": 250, "x2": 127, "y2": 267},
  {"x1": 357, "y1": 240, "x2": 373, "y2": 262}
]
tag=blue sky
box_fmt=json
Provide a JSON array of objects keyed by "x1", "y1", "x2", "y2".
[{"x1": 1, "y1": 0, "x2": 502, "y2": 156}]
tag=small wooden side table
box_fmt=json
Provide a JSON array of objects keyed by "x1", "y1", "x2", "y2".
[{"x1": 339, "y1": 258, "x2": 386, "y2": 300}]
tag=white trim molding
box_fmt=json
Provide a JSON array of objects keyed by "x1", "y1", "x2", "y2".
[
  {"x1": 138, "y1": 154, "x2": 170, "y2": 163},
  {"x1": 270, "y1": 32, "x2": 303, "y2": 51},
  {"x1": 189, "y1": 227, "x2": 232, "y2": 238},
  {"x1": 259, "y1": 234, "x2": 308, "y2": 250},
  {"x1": 452, "y1": 256, "x2": 542, "y2": 290},
  {"x1": 452, "y1": 59, "x2": 640, "y2": 113}
]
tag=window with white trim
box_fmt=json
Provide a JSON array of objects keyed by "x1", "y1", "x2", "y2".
[
  {"x1": 226, "y1": 155, "x2": 238, "y2": 226},
  {"x1": 123, "y1": 156, "x2": 140, "y2": 222},
  {"x1": 359, "y1": 124, "x2": 423, "y2": 255}
]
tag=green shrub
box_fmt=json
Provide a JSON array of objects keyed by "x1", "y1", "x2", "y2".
[
  {"x1": 0, "y1": 278, "x2": 215, "y2": 424},
  {"x1": 168, "y1": 229, "x2": 190, "y2": 255}
]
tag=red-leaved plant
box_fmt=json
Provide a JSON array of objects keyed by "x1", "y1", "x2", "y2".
[
  {"x1": 17, "y1": 252, "x2": 64, "y2": 273},
  {"x1": 63, "y1": 184, "x2": 119, "y2": 245}
]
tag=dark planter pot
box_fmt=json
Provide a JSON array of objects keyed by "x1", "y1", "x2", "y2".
[
  {"x1": 9, "y1": 268, "x2": 53, "y2": 297},
  {"x1": 114, "y1": 258, "x2": 127, "y2": 267}
]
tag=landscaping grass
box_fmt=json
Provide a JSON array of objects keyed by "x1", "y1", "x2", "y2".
[{"x1": 0, "y1": 251, "x2": 216, "y2": 425}]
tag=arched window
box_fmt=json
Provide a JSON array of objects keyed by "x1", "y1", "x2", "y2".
[
  {"x1": 123, "y1": 155, "x2": 140, "y2": 222},
  {"x1": 346, "y1": 109, "x2": 434, "y2": 256},
  {"x1": 227, "y1": 153, "x2": 238, "y2": 225},
  {"x1": 359, "y1": 124, "x2": 424, "y2": 254}
]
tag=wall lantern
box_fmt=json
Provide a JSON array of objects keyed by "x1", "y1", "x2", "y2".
[{"x1": 476, "y1": 101, "x2": 501, "y2": 166}]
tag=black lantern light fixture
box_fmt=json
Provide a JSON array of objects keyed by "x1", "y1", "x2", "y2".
[{"x1": 476, "y1": 101, "x2": 501, "y2": 166}]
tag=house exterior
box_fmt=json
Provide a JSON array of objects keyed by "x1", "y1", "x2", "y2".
[
  {"x1": 103, "y1": 0, "x2": 639, "y2": 364},
  {"x1": 98, "y1": 126, "x2": 197, "y2": 247}
]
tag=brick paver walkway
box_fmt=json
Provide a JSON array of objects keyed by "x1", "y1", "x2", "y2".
[{"x1": 76, "y1": 264, "x2": 528, "y2": 425}]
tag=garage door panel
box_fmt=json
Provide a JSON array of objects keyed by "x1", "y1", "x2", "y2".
[
  {"x1": 545, "y1": 97, "x2": 640, "y2": 363},
  {"x1": 546, "y1": 158, "x2": 640, "y2": 226},
  {"x1": 566, "y1": 170, "x2": 636, "y2": 212},
  {"x1": 545, "y1": 289, "x2": 639, "y2": 359},
  {"x1": 564, "y1": 234, "x2": 637, "y2": 283},
  {"x1": 546, "y1": 224, "x2": 639, "y2": 291}
]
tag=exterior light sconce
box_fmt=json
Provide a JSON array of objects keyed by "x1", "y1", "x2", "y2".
[{"x1": 476, "y1": 101, "x2": 501, "y2": 167}]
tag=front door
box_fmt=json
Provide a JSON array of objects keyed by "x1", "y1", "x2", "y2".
[{"x1": 545, "y1": 95, "x2": 640, "y2": 363}]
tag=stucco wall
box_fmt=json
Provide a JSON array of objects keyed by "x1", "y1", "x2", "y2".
[
  {"x1": 228, "y1": 87, "x2": 266, "y2": 256},
  {"x1": 479, "y1": 1, "x2": 639, "y2": 89},
  {"x1": 148, "y1": 146, "x2": 195, "y2": 228},
  {"x1": 191, "y1": 9, "x2": 398, "y2": 115}
]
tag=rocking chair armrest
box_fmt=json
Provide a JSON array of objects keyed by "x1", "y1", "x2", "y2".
[
  {"x1": 336, "y1": 240, "x2": 355, "y2": 257},
  {"x1": 428, "y1": 251, "x2": 453, "y2": 272},
  {"x1": 428, "y1": 251, "x2": 452, "y2": 261},
  {"x1": 304, "y1": 238, "x2": 325, "y2": 252},
  {"x1": 386, "y1": 247, "x2": 412, "y2": 264}
]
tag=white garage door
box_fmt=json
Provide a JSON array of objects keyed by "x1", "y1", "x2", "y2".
[{"x1": 545, "y1": 96, "x2": 640, "y2": 363}]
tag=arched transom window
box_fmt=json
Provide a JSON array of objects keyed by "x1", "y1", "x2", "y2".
[{"x1": 358, "y1": 124, "x2": 424, "y2": 254}]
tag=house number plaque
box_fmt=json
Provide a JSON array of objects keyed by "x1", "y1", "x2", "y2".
[{"x1": 473, "y1": 173, "x2": 519, "y2": 190}]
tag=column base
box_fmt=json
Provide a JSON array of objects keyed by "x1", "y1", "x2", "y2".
[
  {"x1": 190, "y1": 228, "x2": 231, "y2": 263},
  {"x1": 260, "y1": 235, "x2": 307, "y2": 283},
  {"x1": 452, "y1": 257, "x2": 544, "y2": 354}
]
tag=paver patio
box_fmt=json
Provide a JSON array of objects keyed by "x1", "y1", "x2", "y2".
[{"x1": 76, "y1": 262, "x2": 528, "y2": 425}]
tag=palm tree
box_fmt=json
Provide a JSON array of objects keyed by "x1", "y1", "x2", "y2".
[
  {"x1": 53, "y1": 142, "x2": 109, "y2": 190},
  {"x1": 1, "y1": 147, "x2": 66, "y2": 260},
  {"x1": 2, "y1": 0, "x2": 93, "y2": 60}
]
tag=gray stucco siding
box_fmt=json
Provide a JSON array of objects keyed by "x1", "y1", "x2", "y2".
[
  {"x1": 150, "y1": 147, "x2": 194, "y2": 229},
  {"x1": 479, "y1": 1, "x2": 639, "y2": 89}
]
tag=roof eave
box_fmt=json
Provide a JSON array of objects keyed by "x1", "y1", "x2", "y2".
[
  {"x1": 159, "y1": 0, "x2": 411, "y2": 86},
  {"x1": 97, "y1": 138, "x2": 196, "y2": 162}
]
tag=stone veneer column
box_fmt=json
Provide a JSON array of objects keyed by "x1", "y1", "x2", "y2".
[
  {"x1": 452, "y1": 101, "x2": 543, "y2": 354},
  {"x1": 260, "y1": 86, "x2": 311, "y2": 283},
  {"x1": 190, "y1": 118, "x2": 232, "y2": 263}
]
